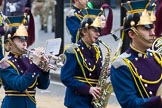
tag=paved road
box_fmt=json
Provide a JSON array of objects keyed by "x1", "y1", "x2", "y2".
[{"x1": 0, "y1": 82, "x2": 120, "y2": 108}]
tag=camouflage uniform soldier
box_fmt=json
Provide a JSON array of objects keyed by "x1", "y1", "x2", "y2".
[
  {"x1": 43, "y1": 0, "x2": 56, "y2": 33},
  {"x1": 32, "y1": 0, "x2": 44, "y2": 30}
]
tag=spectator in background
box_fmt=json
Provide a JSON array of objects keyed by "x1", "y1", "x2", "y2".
[
  {"x1": 43, "y1": 0, "x2": 56, "y2": 33},
  {"x1": 25, "y1": 0, "x2": 34, "y2": 9},
  {"x1": 0, "y1": 20, "x2": 8, "y2": 60},
  {"x1": 0, "y1": 3, "x2": 8, "y2": 60},
  {"x1": 104, "y1": 0, "x2": 117, "y2": 9},
  {"x1": 109, "y1": 0, "x2": 117, "y2": 8},
  {"x1": 155, "y1": 0, "x2": 162, "y2": 37},
  {"x1": 31, "y1": 0, "x2": 44, "y2": 31},
  {"x1": 3, "y1": 0, "x2": 27, "y2": 16},
  {"x1": 0, "y1": 0, "x2": 3, "y2": 10}
]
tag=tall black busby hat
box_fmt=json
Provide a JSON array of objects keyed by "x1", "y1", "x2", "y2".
[{"x1": 122, "y1": 0, "x2": 156, "y2": 31}]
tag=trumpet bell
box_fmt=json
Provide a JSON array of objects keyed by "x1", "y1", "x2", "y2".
[
  {"x1": 24, "y1": 47, "x2": 66, "y2": 71},
  {"x1": 55, "y1": 54, "x2": 66, "y2": 67}
]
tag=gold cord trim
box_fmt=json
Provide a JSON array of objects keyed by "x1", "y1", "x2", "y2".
[
  {"x1": 77, "y1": 45, "x2": 100, "y2": 72},
  {"x1": 74, "y1": 50, "x2": 93, "y2": 87},
  {"x1": 123, "y1": 58, "x2": 149, "y2": 98},
  {"x1": 152, "y1": 52, "x2": 162, "y2": 67},
  {"x1": 6, "y1": 59, "x2": 37, "y2": 104}
]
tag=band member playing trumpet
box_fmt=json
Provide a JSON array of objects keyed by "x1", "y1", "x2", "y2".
[
  {"x1": 110, "y1": 0, "x2": 162, "y2": 108},
  {"x1": 0, "y1": 16, "x2": 50, "y2": 108}
]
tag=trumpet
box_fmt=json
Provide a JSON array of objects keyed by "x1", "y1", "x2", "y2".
[{"x1": 24, "y1": 48, "x2": 66, "y2": 71}]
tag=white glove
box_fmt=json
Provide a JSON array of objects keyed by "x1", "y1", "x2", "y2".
[
  {"x1": 9, "y1": 5, "x2": 16, "y2": 12},
  {"x1": 29, "y1": 47, "x2": 50, "y2": 71},
  {"x1": 29, "y1": 47, "x2": 45, "y2": 66}
]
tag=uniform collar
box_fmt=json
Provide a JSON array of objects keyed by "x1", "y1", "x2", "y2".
[
  {"x1": 8, "y1": 52, "x2": 22, "y2": 58},
  {"x1": 79, "y1": 39, "x2": 91, "y2": 49},
  {"x1": 73, "y1": 5, "x2": 80, "y2": 10},
  {"x1": 127, "y1": 44, "x2": 148, "y2": 58}
]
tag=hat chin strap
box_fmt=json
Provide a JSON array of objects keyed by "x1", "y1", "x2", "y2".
[
  {"x1": 131, "y1": 27, "x2": 151, "y2": 44},
  {"x1": 86, "y1": 28, "x2": 94, "y2": 45},
  {"x1": 8, "y1": 39, "x2": 25, "y2": 56}
]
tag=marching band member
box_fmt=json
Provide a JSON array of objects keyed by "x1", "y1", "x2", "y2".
[
  {"x1": 66, "y1": 0, "x2": 88, "y2": 43},
  {"x1": 110, "y1": 0, "x2": 162, "y2": 108},
  {"x1": 66, "y1": 0, "x2": 113, "y2": 43},
  {"x1": 61, "y1": 8, "x2": 104, "y2": 108},
  {"x1": 0, "y1": 16, "x2": 50, "y2": 108}
]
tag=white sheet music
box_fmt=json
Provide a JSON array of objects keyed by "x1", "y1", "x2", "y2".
[{"x1": 45, "y1": 38, "x2": 62, "y2": 56}]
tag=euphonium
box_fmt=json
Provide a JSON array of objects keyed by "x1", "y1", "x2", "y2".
[
  {"x1": 152, "y1": 37, "x2": 162, "y2": 95},
  {"x1": 25, "y1": 48, "x2": 66, "y2": 71},
  {"x1": 152, "y1": 37, "x2": 162, "y2": 54},
  {"x1": 91, "y1": 39, "x2": 113, "y2": 108}
]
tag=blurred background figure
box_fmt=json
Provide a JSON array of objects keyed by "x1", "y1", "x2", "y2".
[
  {"x1": 31, "y1": 0, "x2": 44, "y2": 31},
  {"x1": 3, "y1": 0, "x2": 27, "y2": 16},
  {"x1": 66, "y1": 0, "x2": 88, "y2": 43},
  {"x1": 25, "y1": 0, "x2": 34, "y2": 9},
  {"x1": 43, "y1": 0, "x2": 56, "y2": 33},
  {"x1": 0, "y1": 0, "x2": 3, "y2": 10},
  {"x1": 105, "y1": 0, "x2": 118, "y2": 9},
  {"x1": 109, "y1": 0, "x2": 117, "y2": 8},
  {"x1": 155, "y1": 0, "x2": 162, "y2": 37},
  {"x1": 89, "y1": 0, "x2": 105, "y2": 9},
  {"x1": 0, "y1": 0, "x2": 6, "y2": 60},
  {"x1": 0, "y1": 14, "x2": 8, "y2": 60}
]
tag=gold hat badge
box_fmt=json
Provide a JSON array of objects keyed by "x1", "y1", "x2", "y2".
[
  {"x1": 122, "y1": 0, "x2": 156, "y2": 26},
  {"x1": 13, "y1": 24, "x2": 28, "y2": 37}
]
